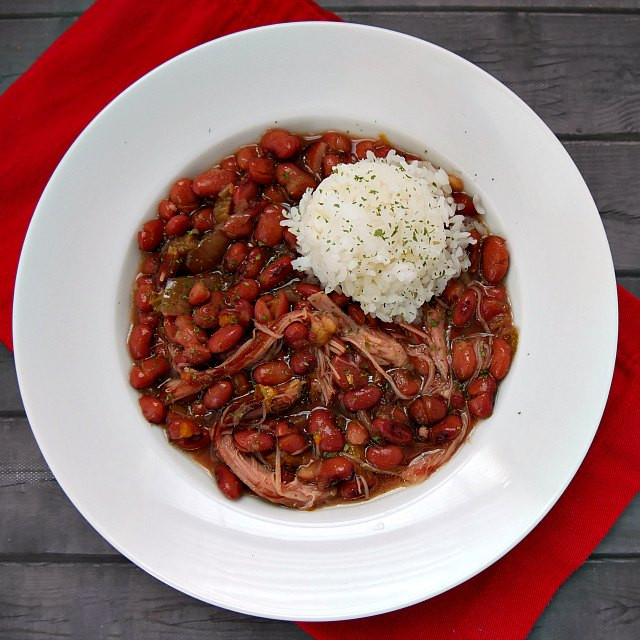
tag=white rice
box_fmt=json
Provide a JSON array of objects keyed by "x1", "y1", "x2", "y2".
[{"x1": 282, "y1": 151, "x2": 476, "y2": 323}]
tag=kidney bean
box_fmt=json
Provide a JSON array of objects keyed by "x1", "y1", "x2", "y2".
[
  {"x1": 296, "y1": 460, "x2": 322, "y2": 482},
  {"x1": 490, "y1": 337, "x2": 512, "y2": 380},
  {"x1": 307, "y1": 410, "x2": 345, "y2": 453},
  {"x1": 429, "y1": 415, "x2": 463, "y2": 443},
  {"x1": 260, "y1": 129, "x2": 302, "y2": 159},
  {"x1": 481, "y1": 297, "x2": 509, "y2": 321},
  {"x1": 452, "y1": 339, "x2": 477, "y2": 381},
  {"x1": 392, "y1": 369, "x2": 420, "y2": 396},
  {"x1": 339, "y1": 477, "x2": 377, "y2": 500},
  {"x1": 253, "y1": 360, "x2": 293, "y2": 386},
  {"x1": 164, "y1": 214, "x2": 191, "y2": 237},
  {"x1": 330, "y1": 291, "x2": 350, "y2": 307},
  {"x1": 347, "y1": 303, "x2": 366, "y2": 325},
  {"x1": 322, "y1": 154, "x2": 343, "y2": 177},
  {"x1": 138, "y1": 396, "x2": 166, "y2": 424},
  {"x1": 365, "y1": 445, "x2": 403, "y2": 470},
  {"x1": 221, "y1": 213, "x2": 254, "y2": 239},
  {"x1": 139, "y1": 255, "x2": 160, "y2": 276},
  {"x1": 373, "y1": 418, "x2": 413, "y2": 445},
  {"x1": 321, "y1": 132, "x2": 351, "y2": 153},
  {"x1": 129, "y1": 355, "x2": 169, "y2": 389},
  {"x1": 355, "y1": 140, "x2": 376, "y2": 159},
  {"x1": 190, "y1": 207, "x2": 214, "y2": 233},
  {"x1": 203, "y1": 380, "x2": 234, "y2": 410},
  {"x1": 134, "y1": 280, "x2": 154, "y2": 312},
  {"x1": 374, "y1": 145, "x2": 392, "y2": 158},
  {"x1": 468, "y1": 392, "x2": 494, "y2": 419},
  {"x1": 188, "y1": 281, "x2": 210, "y2": 306},
  {"x1": 129, "y1": 323, "x2": 154, "y2": 360},
  {"x1": 254, "y1": 208, "x2": 284, "y2": 247},
  {"x1": 346, "y1": 420, "x2": 369, "y2": 445},
  {"x1": 208, "y1": 324, "x2": 244, "y2": 353},
  {"x1": 237, "y1": 247, "x2": 267, "y2": 279},
  {"x1": 468, "y1": 229, "x2": 482, "y2": 274},
  {"x1": 228, "y1": 279, "x2": 259, "y2": 303},
  {"x1": 283, "y1": 322, "x2": 309, "y2": 350},
  {"x1": 232, "y1": 177, "x2": 259, "y2": 208},
  {"x1": 290, "y1": 348, "x2": 317, "y2": 375},
  {"x1": 158, "y1": 198, "x2": 178, "y2": 221},
  {"x1": 332, "y1": 355, "x2": 368, "y2": 390},
  {"x1": 275, "y1": 163, "x2": 317, "y2": 199},
  {"x1": 258, "y1": 256, "x2": 293, "y2": 290},
  {"x1": 231, "y1": 371, "x2": 250, "y2": 395},
  {"x1": 408, "y1": 396, "x2": 448, "y2": 425},
  {"x1": 223, "y1": 242, "x2": 249, "y2": 272},
  {"x1": 192, "y1": 167, "x2": 236, "y2": 197},
  {"x1": 193, "y1": 298, "x2": 223, "y2": 329},
  {"x1": 317, "y1": 456, "x2": 354, "y2": 482},
  {"x1": 169, "y1": 178, "x2": 198, "y2": 212},
  {"x1": 167, "y1": 416, "x2": 199, "y2": 440},
  {"x1": 468, "y1": 374, "x2": 497, "y2": 398},
  {"x1": 215, "y1": 465, "x2": 243, "y2": 500},
  {"x1": 138, "y1": 311, "x2": 159, "y2": 328},
  {"x1": 450, "y1": 389, "x2": 466, "y2": 410},
  {"x1": 278, "y1": 432, "x2": 308, "y2": 454},
  {"x1": 219, "y1": 298, "x2": 253, "y2": 327},
  {"x1": 442, "y1": 279, "x2": 465, "y2": 306},
  {"x1": 482, "y1": 235, "x2": 510, "y2": 284},
  {"x1": 452, "y1": 289, "x2": 478, "y2": 327},
  {"x1": 452, "y1": 192, "x2": 476, "y2": 217},
  {"x1": 246, "y1": 157, "x2": 275, "y2": 185},
  {"x1": 304, "y1": 140, "x2": 328, "y2": 176},
  {"x1": 343, "y1": 386, "x2": 383, "y2": 412},
  {"x1": 138, "y1": 219, "x2": 165, "y2": 252},
  {"x1": 234, "y1": 429, "x2": 275, "y2": 453},
  {"x1": 263, "y1": 184, "x2": 288, "y2": 204},
  {"x1": 295, "y1": 282, "x2": 322, "y2": 298},
  {"x1": 236, "y1": 145, "x2": 259, "y2": 171}
]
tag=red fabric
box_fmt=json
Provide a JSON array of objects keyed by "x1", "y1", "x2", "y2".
[{"x1": 1, "y1": 2, "x2": 638, "y2": 638}]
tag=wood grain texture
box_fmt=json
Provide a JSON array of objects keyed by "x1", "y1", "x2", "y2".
[
  {"x1": 0, "y1": 560, "x2": 638, "y2": 640},
  {"x1": 1, "y1": 12, "x2": 640, "y2": 136}
]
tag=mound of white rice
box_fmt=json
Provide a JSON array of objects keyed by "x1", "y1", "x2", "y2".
[{"x1": 282, "y1": 151, "x2": 475, "y2": 323}]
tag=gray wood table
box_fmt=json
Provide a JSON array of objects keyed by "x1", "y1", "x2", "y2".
[{"x1": 1, "y1": 1, "x2": 639, "y2": 638}]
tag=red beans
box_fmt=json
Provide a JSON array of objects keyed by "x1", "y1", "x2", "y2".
[
  {"x1": 442, "y1": 279, "x2": 465, "y2": 306},
  {"x1": 129, "y1": 356, "x2": 170, "y2": 389},
  {"x1": 322, "y1": 154, "x2": 342, "y2": 177},
  {"x1": 490, "y1": 337, "x2": 512, "y2": 380},
  {"x1": 208, "y1": 324, "x2": 244, "y2": 353},
  {"x1": 392, "y1": 369, "x2": 420, "y2": 397},
  {"x1": 330, "y1": 291, "x2": 350, "y2": 307},
  {"x1": 290, "y1": 348, "x2": 317, "y2": 375},
  {"x1": 481, "y1": 297, "x2": 509, "y2": 321},
  {"x1": 164, "y1": 214, "x2": 191, "y2": 237},
  {"x1": 129, "y1": 323, "x2": 153, "y2": 360},
  {"x1": 192, "y1": 167, "x2": 236, "y2": 197},
  {"x1": 222, "y1": 213, "x2": 254, "y2": 239},
  {"x1": 304, "y1": 140, "x2": 328, "y2": 176},
  {"x1": 321, "y1": 132, "x2": 351, "y2": 153},
  {"x1": 275, "y1": 163, "x2": 317, "y2": 199},
  {"x1": 236, "y1": 145, "x2": 259, "y2": 171},
  {"x1": 295, "y1": 282, "x2": 322, "y2": 298},
  {"x1": 192, "y1": 207, "x2": 215, "y2": 233},
  {"x1": 223, "y1": 242, "x2": 249, "y2": 272},
  {"x1": 234, "y1": 429, "x2": 275, "y2": 452},
  {"x1": 452, "y1": 289, "x2": 478, "y2": 327},
  {"x1": 218, "y1": 299, "x2": 253, "y2": 327},
  {"x1": 283, "y1": 322, "x2": 309, "y2": 349},
  {"x1": 232, "y1": 178, "x2": 259, "y2": 207},
  {"x1": 254, "y1": 290, "x2": 289, "y2": 323},
  {"x1": 254, "y1": 207, "x2": 284, "y2": 247},
  {"x1": 138, "y1": 219, "x2": 165, "y2": 252},
  {"x1": 365, "y1": 445, "x2": 404, "y2": 470},
  {"x1": 343, "y1": 386, "x2": 383, "y2": 411},
  {"x1": 188, "y1": 281, "x2": 210, "y2": 306},
  {"x1": 452, "y1": 192, "x2": 477, "y2": 217},
  {"x1": 307, "y1": 410, "x2": 345, "y2": 453},
  {"x1": 372, "y1": 418, "x2": 413, "y2": 445},
  {"x1": 332, "y1": 355, "x2": 368, "y2": 390},
  {"x1": 278, "y1": 432, "x2": 308, "y2": 454},
  {"x1": 347, "y1": 303, "x2": 366, "y2": 325},
  {"x1": 408, "y1": 396, "x2": 448, "y2": 425},
  {"x1": 258, "y1": 256, "x2": 293, "y2": 290},
  {"x1": 260, "y1": 129, "x2": 302, "y2": 159},
  {"x1": 317, "y1": 456, "x2": 354, "y2": 481},
  {"x1": 355, "y1": 140, "x2": 376, "y2": 159},
  {"x1": 229, "y1": 279, "x2": 260, "y2": 302},
  {"x1": 452, "y1": 339, "x2": 477, "y2": 381},
  {"x1": 138, "y1": 396, "x2": 166, "y2": 424},
  {"x1": 220, "y1": 156, "x2": 238, "y2": 173},
  {"x1": 482, "y1": 236, "x2": 510, "y2": 284},
  {"x1": 468, "y1": 374, "x2": 497, "y2": 397},
  {"x1": 346, "y1": 420, "x2": 370, "y2": 445},
  {"x1": 231, "y1": 371, "x2": 250, "y2": 395},
  {"x1": 158, "y1": 198, "x2": 177, "y2": 221},
  {"x1": 169, "y1": 178, "x2": 198, "y2": 212},
  {"x1": 468, "y1": 393, "x2": 494, "y2": 419},
  {"x1": 468, "y1": 230, "x2": 482, "y2": 274},
  {"x1": 215, "y1": 465, "x2": 243, "y2": 500},
  {"x1": 203, "y1": 380, "x2": 234, "y2": 410},
  {"x1": 247, "y1": 157, "x2": 276, "y2": 184},
  {"x1": 237, "y1": 247, "x2": 267, "y2": 279},
  {"x1": 429, "y1": 415, "x2": 463, "y2": 443},
  {"x1": 193, "y1": 295, "x2": 223, "y2": 329},
  {"x1": 253, "y1": 360, "x2": 293, "y2": 386},
  {"x1": 167, "y1": 416, "x2": 199, "y2": 440}
]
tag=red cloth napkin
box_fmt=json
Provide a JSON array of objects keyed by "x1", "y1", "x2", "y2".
[{"x1": 1, "y1": 1, "x2": 638, "y2": 638}]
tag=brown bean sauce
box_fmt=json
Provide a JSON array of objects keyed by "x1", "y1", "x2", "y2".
[{"x1": 128, "y1": 128, "x2": 517, "y2": 509}]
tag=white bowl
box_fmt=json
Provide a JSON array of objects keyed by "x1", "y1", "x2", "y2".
[{"x1": 13, "y1": 22, "x2": 617, "y2": 621}]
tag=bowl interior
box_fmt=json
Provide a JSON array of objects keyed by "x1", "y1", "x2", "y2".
[{"x1": 14, "y1": 22, "x2": 616, "y2": 620}]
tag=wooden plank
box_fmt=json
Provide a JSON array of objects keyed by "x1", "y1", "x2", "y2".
[
  {"x1": 0, "y1": 344, "x2": 23, "y2": 414},
  {"x1": 1, "y1": 13, "x2": 640, "y2": 136},
  {"x1": 0, "y1": 562, "x2": 312, "y2": 640},
  {"x1": 0, "y1": 559, "x2": 638, "y2": 639},
  {"x1": 1, "y1": 416, "x2": 639, "y2": 556},
  {"x1": 529, "y1": 558, "x2": 640, "y2": 639}
]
